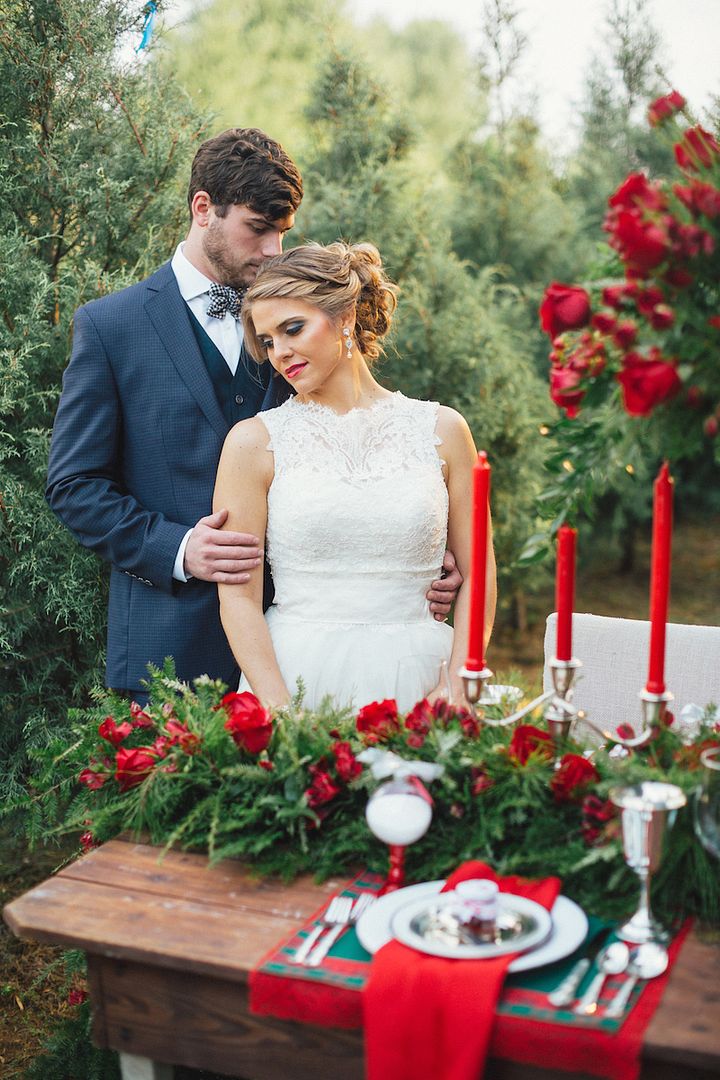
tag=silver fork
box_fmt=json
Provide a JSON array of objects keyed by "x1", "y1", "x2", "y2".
[
  {"x1": 305, "y1": 892, "x2": 376, "y2": 968},
  {"x1": 290, "y1": 895, "x2": 353, "y2": 965}
]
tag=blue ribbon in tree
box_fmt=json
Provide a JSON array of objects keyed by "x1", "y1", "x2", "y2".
[{"x1": 135, "y1": 1, "x2": 157, "y2": 53}]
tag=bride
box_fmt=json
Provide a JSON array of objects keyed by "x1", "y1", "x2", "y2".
[{"x1": 213, "y1": 241, "x2": 496, "y2": 710}]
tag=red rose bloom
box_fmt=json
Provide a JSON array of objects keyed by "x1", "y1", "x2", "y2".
[
  {"x1": 129, "y1": 701, "x2": 154, "y2": 728},
  {"x1": 164, "y1": 718, "x2": 202, "y2": 755},
  {"x1": 613, "y1": 319, "x2": 638, "y2": 349},
  {"x1": 78, "y1": 767, "x2": 110, "y2": 790},
  {"x1": 305, "y1": 765, "x2": 341, "y2": 809},
  {"x1": 405, "y1": 699, "x2": 433, "y2": 737},
  {"x1": 647, "y1": 90, "x2": 685, "y2": 127},
  {"x1": 356, "y1": 699, "x2": 400, "y2": 742},
  {"x1": 591, "y1": 311, "x2": 617, "y2": 334},
  {"x1": 222, "y1": 691, "x2": 273, "y2": 754},
  {"x1": 550, "y1": 364, "x2": 585, "y2": 418},
  {"x1": 98, "y1": 717, "x2": 133, "y2": 746},
  {"x1": 509, "y1": 724, "x2": 553, "y2": 765},
  {"x1": 470, "y1": 767, "x2": 494, "y2": 796},
  {"x1": 673, "y1": 180, "x2": 720, "y2": 219},
  {"x1": 608, "y1": 172, "x2": 666, "y2": 213},
  {"x1": 616, "y1": 351, "x2": 682, "y2": 416},
  {"x1": 332, "y1": 740, "x2": 362, "y2": 782},
  {"x1": 67, "y1": 988, "x2": 88, "y2": 1007},
  {"x1": 602, "y1": 283, "x2": 636, "y2": 309},
  {"x1": 674, "y1": 126, "x2": 720, "y2": 171},
  {"x1": 581, "y1": 794, "x2": 618, "y2": 846},
  {"x1": 115, "y1": 746, "x2": 157, "y2": 792},
  {"x1": 608, "y1": 210, "x2": 669, "y2": 274},
  {"x1": 539, "y1": 283, "x2": 591, "y2": 339},
  {"x1": 551, "y1": 753, "x2": 600, "y2": 802}
]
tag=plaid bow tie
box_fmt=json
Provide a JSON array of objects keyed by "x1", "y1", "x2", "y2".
[{"x1": 206, "y1": 282, "x2": 244, "y2": 320}]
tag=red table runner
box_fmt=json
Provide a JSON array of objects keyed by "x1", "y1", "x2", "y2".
[{"x1": 249, "y1": 871, "x2": 691, "y2": 1080}]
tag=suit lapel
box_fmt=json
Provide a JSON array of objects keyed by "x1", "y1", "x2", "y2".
[{"x1": 144, "y1": 266, "x2": 229, "y2": 440}]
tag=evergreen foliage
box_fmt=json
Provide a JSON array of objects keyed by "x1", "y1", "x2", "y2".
[
  {"x1": 0, "y1": 0, "x2": 205, "y2": 797},
  {"x1": 21, "y1": 666, "x2": 720, "y2": 924}
]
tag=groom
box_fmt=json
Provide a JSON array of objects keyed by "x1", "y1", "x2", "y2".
[{"x1": 47, "y1": 127, "x2": 460, "y2": 700}]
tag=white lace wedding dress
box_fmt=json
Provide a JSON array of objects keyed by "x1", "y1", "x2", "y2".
[{"x1": 238, "y1": 392, "x2": 453, "y2": 710}]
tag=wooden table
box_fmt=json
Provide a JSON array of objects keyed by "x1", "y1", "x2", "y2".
[{"x1": 4, "y1": 839, "x2": 720, "y2": 1080}]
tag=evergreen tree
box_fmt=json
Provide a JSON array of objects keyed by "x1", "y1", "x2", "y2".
[
  {"x1": 297, "y1": 51, "x2": 549, "y2": 626},
  {"x1": 0, "y1": 0, "x2": 204, "y2": 795}
]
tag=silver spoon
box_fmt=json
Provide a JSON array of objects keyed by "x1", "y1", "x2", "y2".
[
  {"x1": 605, "y1": 942, "x2": 668, "y2": 1018},
  {"x1": 573, "y1": 941, "x2": 630, "y2": 1015}
]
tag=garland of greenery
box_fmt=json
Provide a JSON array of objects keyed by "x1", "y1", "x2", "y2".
[{"x1": 23, "y1": 663, "x2": 719, "y2": 925}]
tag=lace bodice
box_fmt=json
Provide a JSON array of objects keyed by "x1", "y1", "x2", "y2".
[{"x1": 258, "y1": 393, "x2": 449, "y2": 625}]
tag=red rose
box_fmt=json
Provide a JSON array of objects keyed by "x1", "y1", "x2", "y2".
[
  {"x1": 67, "y1": 988, "x2": 88, "y2": 1007},
  {"x1": 539, "y1": 283, "x2": 591, "y2": 339},
  {"x1": 602, "y1": 283, "x2": 635, "y2": 309},
  {"x1": 704, "y1": 416, "x2": 719, "y2": 438},
  {"x1": 608, "y1": 210, "x2": 669, "y2": 274},
  {"x1": 164, "y1": 718, "x2": 202, "y2": 755},
  {"x1": 98, "y1": 717, "x2": 133, "y2": 746},
  {"x1": 591, "y1": 311, "x2": 617, "y2": 334},
  {"x1": 674, "y1": 126, "x2": 720, "y2": 171},
  {"x1": 79, "y1": 831, "x2": 98, "y2": 852},
  {"x1": 647, "y1": 90, "x2": 685, "y2": 127},
  {"x1": 635, "y1": 286, "x2": 665, "y2": 318},
  {"x1": 405, "y1": 699, "x2": 433, "y2": 737},
  {"x1": 550, "y1": 364, "x2": 585, "y2": 418},
  {"x1": 222, "y1": 691, "x2": 273, "y2": 754},
  {"x1": 332, "y1": 740, "x2": 362, "y2": 782},
  {"x1": 581, "y1": 794, "x2": 618, "y2": 845},
  {"x1": 613, "y1": 319, "x2": 638, "y2": 349},
  {"x1": 608, "y1": 173, "x2": 666, "y2": 213},
  {"x1": 551, "y1": 753, "x2": 599, "y2": 802},
  {"x1": 616, "y1": 351, "x2": 682, "y2": 416},
  {"x1": 129, "y1": 701, "x2": 154, "y2": 728},
  {"x1": 115, "y1": 746, "x2": 157, "y2": 791},
  {"x1": 674, "y1": 180, "x2": 720, "y2": 219},
  {"x1": 356, "y1": 699, "x2": 400, "y2": 742},
  {"x1": 305, "y1": 765, "x2": 341, "y2": 808},
  {"x1": 509, "y1": 724, "x2": 553, "y2": 765},
  {"x1": 470, "y1": 766, "x2": 494, "y2": 796},
  {"x1": 78, "y1": 767, "x2": 110, "y2": 790}
]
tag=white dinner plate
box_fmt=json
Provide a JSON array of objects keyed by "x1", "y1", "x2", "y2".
[
  {"x1": 356, "y1": 880, "x2": 588, "y2": 973},
  {"x1": 391, "y1": 891, "x2": 553, "y2": 960}
]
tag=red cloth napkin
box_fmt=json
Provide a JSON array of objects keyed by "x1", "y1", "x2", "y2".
[{"x1": 364, "y1": 860, "x2": 561, "y2": 1080}]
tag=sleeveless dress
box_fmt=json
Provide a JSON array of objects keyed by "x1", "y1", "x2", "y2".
[{"x1": 238, "y1": 392, "x2": 453, "y2": 711}]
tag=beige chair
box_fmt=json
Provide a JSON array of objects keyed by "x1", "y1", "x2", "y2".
[{"x1": 543, "y1": 612, "x2": 720, "y2": 738}]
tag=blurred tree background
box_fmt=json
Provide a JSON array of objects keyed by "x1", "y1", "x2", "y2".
[{"x1": 2, "y1": 0, "x2": 719, "y2": 798}]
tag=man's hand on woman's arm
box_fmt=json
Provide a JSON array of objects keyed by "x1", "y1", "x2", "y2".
[{"x1": 427, "y1": 549, "x2": 463, "y2": 621}]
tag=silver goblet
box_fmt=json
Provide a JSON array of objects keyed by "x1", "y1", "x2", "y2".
[
  {"x1": 693, "y1": 746, "x2": 720, "y2": 860},
  {"x1": 610, "y1": 781, "x2": 686, "y2": 944}
]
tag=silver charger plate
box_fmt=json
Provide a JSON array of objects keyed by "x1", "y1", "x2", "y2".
[
  {"x1": 390, "y1": 891, "x2": 553, "y2": 960},
  {"x1": 356, "y1": 882, "x2": 588, "y2": 972}
]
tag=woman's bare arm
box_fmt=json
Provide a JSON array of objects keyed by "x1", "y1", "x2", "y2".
[{"x1": 213, "y1": 418, "x2": 291, "y2": 708}]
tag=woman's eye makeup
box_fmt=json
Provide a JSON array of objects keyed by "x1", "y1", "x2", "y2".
[
  {"x1": 258, "y1": 338, "x2": 273, "y2": 350},
  {"x1": 286, "y1": 321, "x2": 304, "y2": 336}
]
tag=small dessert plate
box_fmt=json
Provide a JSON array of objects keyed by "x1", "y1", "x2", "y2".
[{"x1": 390, "y1": 891, "x2": 553, "y2": 960}]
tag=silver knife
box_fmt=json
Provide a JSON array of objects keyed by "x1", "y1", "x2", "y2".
[{"x1": 548, "y1": 928, "x2": 609, "y2": 1008}]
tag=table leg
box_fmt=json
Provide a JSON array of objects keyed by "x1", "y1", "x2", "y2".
[{"x1": 119, "y1": 1052, "x2": 174, "y2": 1080}]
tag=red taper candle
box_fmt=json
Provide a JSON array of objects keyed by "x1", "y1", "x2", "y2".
[
  {"x1": 555, "y1": 526, "x2": 577, "y2": 662},
  {"x1": 647, "y1": 462, "x2": 674, "y2": 694},
  {"x1": 466, "y1": 451, "x2": 491, "y2": 672}
]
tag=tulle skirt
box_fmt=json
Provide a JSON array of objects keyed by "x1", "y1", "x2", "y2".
[{"x1": 238, "y1": 608, "x2": 454, "y2": 712}]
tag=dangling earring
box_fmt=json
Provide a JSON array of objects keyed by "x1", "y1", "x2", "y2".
[{"x1": 343, "y1": 327, "x2": 354, "y2": 357}]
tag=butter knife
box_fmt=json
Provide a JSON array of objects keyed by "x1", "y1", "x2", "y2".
[{"x1": 548, "y1": 927, "x2": 610, "y2": 1008}]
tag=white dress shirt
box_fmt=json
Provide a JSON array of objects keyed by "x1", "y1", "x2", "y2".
[{"x1": 170, "y1": 243, "x2": 245, "y2": 581}]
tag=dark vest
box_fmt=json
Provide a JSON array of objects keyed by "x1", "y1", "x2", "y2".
[{"x1": 186, "y1": 310, "x2": 271, "y2": 426}]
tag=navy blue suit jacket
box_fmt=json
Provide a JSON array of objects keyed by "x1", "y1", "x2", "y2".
[{"x1": 47, "y1": 261, "x2": 289, "y2": 692}]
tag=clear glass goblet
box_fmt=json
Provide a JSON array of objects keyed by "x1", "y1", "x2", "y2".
[
  {"x1": 693, "y1": 746, "x2": 720, "y2": 860},
  {"x1": 365, "y1": 776, "x2": 433, "y2": 894},
  {"x1": 394, "y1": 654, "x2": 451, "y2": 713}
]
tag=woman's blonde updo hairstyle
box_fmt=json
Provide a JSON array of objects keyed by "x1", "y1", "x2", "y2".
[{"x1": 242, "y1": 241, "x2": 398, "y2": 364}]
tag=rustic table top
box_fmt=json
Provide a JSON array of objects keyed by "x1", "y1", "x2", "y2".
[{"x1": 4, "y1": 838, "x2": 720, "y2": 1078}]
